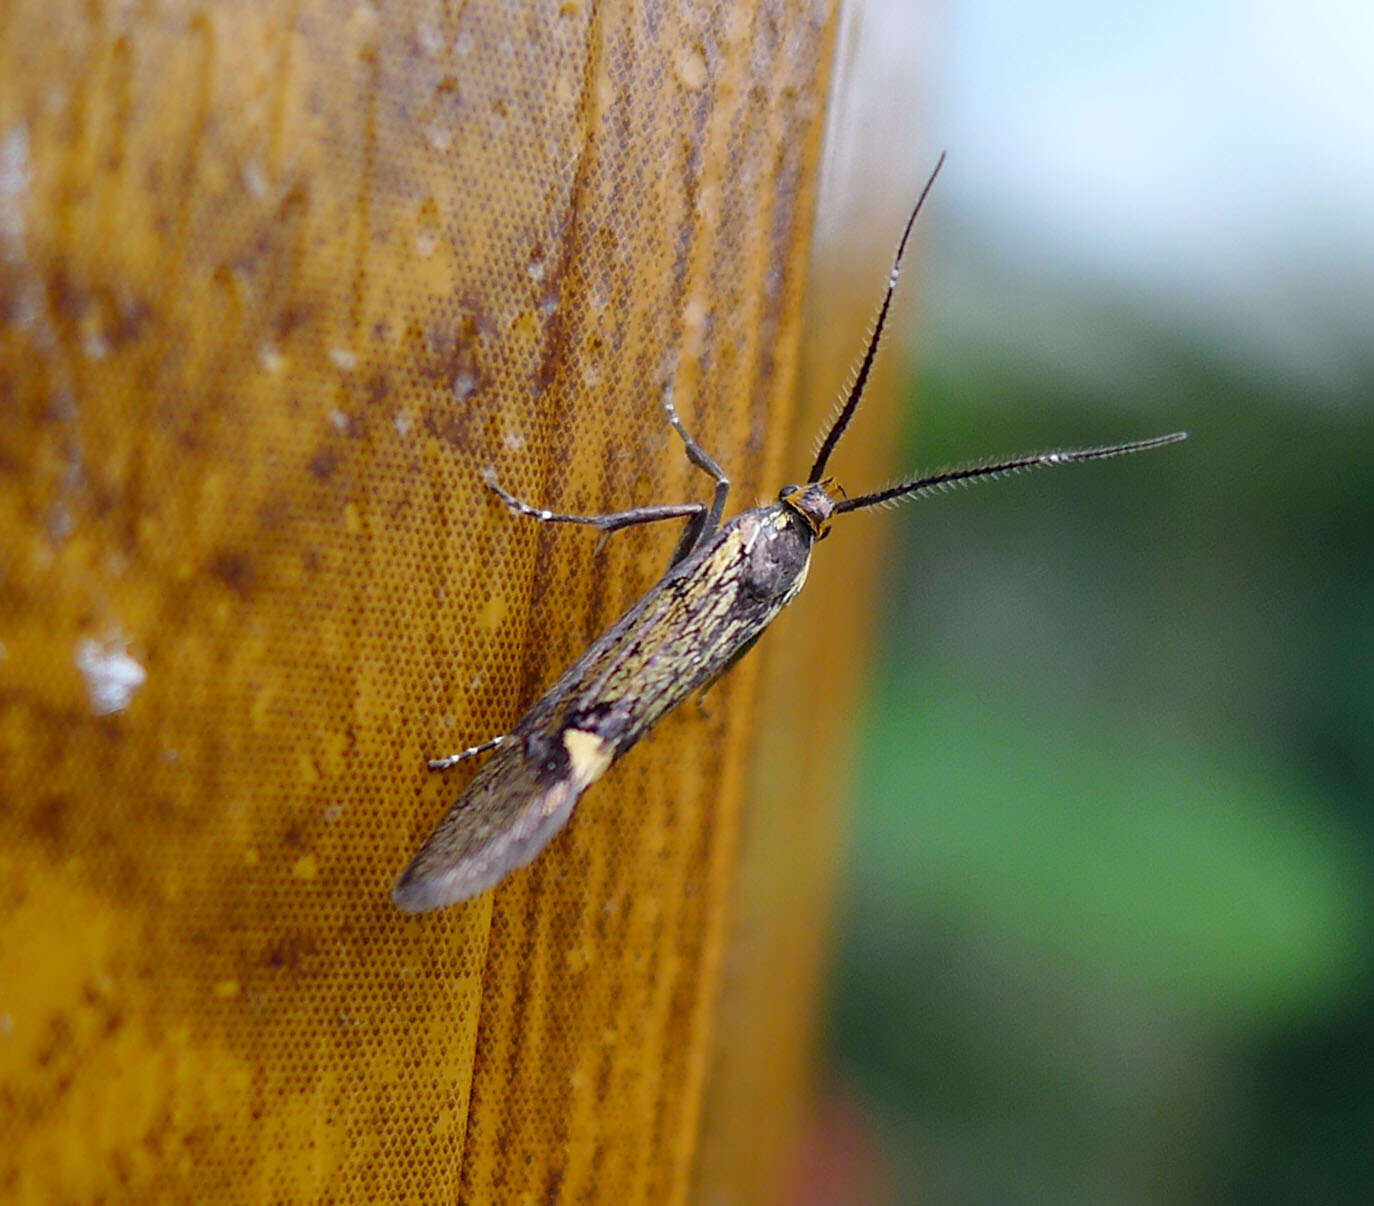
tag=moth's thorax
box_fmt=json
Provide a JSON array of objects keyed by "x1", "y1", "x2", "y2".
[
  {"x1": 726, "y1": 502, "x2": 816, "y2": 609},
  {"x1": 777, "y1": 478, "x2": 842, "y2": 538}
]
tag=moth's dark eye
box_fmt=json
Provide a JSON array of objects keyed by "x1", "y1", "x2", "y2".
[{"x1": 777, "y1": 484, "x2": 800, "y2": 501}]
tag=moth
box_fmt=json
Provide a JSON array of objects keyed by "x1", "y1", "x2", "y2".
[{"x1": 392, "y1": 154, "x2": 1186, "y2": 913}]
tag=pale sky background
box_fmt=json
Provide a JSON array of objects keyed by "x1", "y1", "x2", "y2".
[{"x1": 830, "y1": 0, "x2": 1374, "y2": 402}]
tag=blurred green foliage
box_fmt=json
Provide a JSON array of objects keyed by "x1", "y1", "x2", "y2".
[{"x1": 827, "y1": 290, "x2": 1373, "y2": 1203}]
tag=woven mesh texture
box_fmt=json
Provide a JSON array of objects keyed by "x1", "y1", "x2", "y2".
[{"x1": 0, "y1": 0, "x2": 913, "y2": 1199}]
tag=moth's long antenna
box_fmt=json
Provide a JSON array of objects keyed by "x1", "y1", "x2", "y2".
[
  {"x1": 808, "y1": 151, "x2": 947, "y2": 484},
  {"x1": 835, "y1": 432, "x2": 1188, "y2": 514}
]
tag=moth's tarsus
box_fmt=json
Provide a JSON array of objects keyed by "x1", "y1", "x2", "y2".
[{"x1": 394, "y1": 152, "x2": 1187, "y2": 913}]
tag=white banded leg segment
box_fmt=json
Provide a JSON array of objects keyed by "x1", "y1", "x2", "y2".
[{"x1": 428, "y1": 733, "x2": 509, "y2": 771}]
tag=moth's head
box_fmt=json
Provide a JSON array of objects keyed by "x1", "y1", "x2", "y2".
[{"x1": 778, "y1": 478, "x2": 844, "y2": 539}]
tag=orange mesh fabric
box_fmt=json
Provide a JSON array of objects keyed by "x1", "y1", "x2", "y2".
[{"x1": 0, "y1": 1, "x2": 909, "y2": 1200}]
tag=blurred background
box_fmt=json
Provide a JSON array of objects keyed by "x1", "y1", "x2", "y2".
[{"x1": 819, "y1": 1, "x2": 1373, "y2": 1201}]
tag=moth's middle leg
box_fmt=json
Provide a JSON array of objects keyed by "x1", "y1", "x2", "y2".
[{"x1": 483, "y1": 468, "x2": 705, "y2": 535}]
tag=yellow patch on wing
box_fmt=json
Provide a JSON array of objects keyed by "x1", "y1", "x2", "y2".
[{"x1": 562, "y1": 728, "x2": 615, "y2": 790}]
